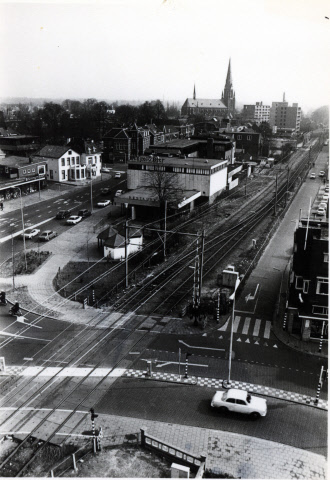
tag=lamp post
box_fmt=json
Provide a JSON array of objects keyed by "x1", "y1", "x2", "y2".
[
  {"x1": 223, "y1": 277, "x2": 240, "y2": 389},
  {"x1": 11, "y1": 186, "x2": 27, "y2": 271},
  {"x1": 87, "y1": 165, "x2": 93, "y2": 213}
]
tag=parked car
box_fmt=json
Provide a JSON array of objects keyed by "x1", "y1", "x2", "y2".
[
  {"x1": 319, "y1": 202, "x2": 327, "y2": 209},
  {"x1": 56, "y1": 210, "x2": 71, "y2": 220},
  {"x1": 66, "y1": 215, "x2": 82, "y2": 225},
  {"x1": 114, "y1": 172, "x2": 121, "y2": 178},
  {"x1": 319, "y1": 171, "x2": 325, "y2": 177},
  {"x1": 22, "y1": 228, "x2": 40, "y2": 239},
  {"x1": 324, "y1": 187, "x2": 329, "y2": 193},
  {"x1": 78, "y1": 209, "x2": 92, "y2": 217},
  {"x1": 39, "y1": 230, "x2": 57, "y2": 241},
  {"x1": 100, "y1": 188, "x2": 111, "y2": 196},
  {"x1": 211, "y1": 389, "x2": 267, "y2": 418},
  {"x1": 316, "y1": 208, "x2": 326, "y2": 216},
  {"x1": 101, "y1": 167, "x2": 111, "y2": 173},
  {"x1": 115, "y1": 190, "x2": 123, "y2": 197},
  {"x1": 97, "y1": 199, "x2": 111, "y2": 207},
  {"x1": 310, "y1": 173, "x2": 316, "y2": 179}
]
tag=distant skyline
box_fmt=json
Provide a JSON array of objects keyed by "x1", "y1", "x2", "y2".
[{"x1": 0, "y1": 0, "x2": 329, "y2": 113}]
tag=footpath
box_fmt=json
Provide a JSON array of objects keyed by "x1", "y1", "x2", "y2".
[{"x1": 0, "y1": 158, "x2": 328, "y2": 478}]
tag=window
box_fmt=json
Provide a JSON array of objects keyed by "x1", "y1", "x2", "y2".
[
  {"x1": 76, "y1": 156, "x2": 79, "y2": 163},
  {"x1": 61, "y1": 158, "x2": 65, "y2": 166},
  {"x1": 226, "y1": 398, "x2": 235, "y2": 404},
  {"x1": 312, "y1": 305, "x2": 329, "y2": 315},
  {"x1": 237, "y1": 135, "x2": 242, "y2": 140},
  {"x1": 68, "y1": 150, "x2": 72, "y2": 155},
  {"x1": 303, "y1": 280, "x2": 310, "y2": 294},
  {"x1": 67, "y1": 159, "x2": 70, "y2": 166},
  {"x1": 236, "y1": 400, "x2": 247, "y2": 406},
  {"x1": 50, "y1": 170, "x2": 53, "y2": 179},
  {"x1": 23, "y1": 169, "x2": 26, "y2": 174},
  {"x1": 61, "y1": 170, "x2": 65, "y2": 180},
  {"x1": 316, "y1": 277, "x2": 328, "y2": 295},
  {"x1": 32, "y1": 168, "x2": 35, "y2": 172},
  {"x1": 295, "y1": 276, "x2": 303, "y2": 290},
  {"x1": 324, "y1": 253, "x2": 329, "y2": 263},
  {"x1": 247, "y1": 135, "x2": 252, "y2": 140}
]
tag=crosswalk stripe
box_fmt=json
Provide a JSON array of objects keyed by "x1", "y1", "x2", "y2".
[
  {"x1": 253, "y1": 318, "x2": 261, "y2": 336},
  {"x1": 242, "y1": 317, "x2": 251, "y2": 335},
  {"x1": 233, "y1": 316, "x2": 241, "y2": 333},
  {"x1": 264, "y1": 321, "x2": 271, "y2": 339},
  {"x1": 218, "y1": 317, "x2": 230, "y2": 331}
]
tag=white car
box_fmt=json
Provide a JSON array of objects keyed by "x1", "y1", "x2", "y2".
[
  {"x1": 211, "y1": 389, "x2": 267, "y2": 418},
  {"x1": 101, "y1": 167, "x2": 111, "y2": 173},
  {"x1": 319, "y1": 202, "x2": 327, "y2": 209},
  {"x1": 115, "y1": 190, "x2": 123, "y2": 197},
  {"x1": 22, "y1": 228, "x2": 40, "y2": 239},
  {"x1": 66, "y1": 215, "x2": 82, "y2": 225},
  {"x1": 325, "y1": 187, "x2": 329, "y2": 193},
  {"x1": 316, "y1": 208, "x2": 326, "y2": 216},
  {"x1": 115, "y1": 172, "x2": 121, "y2": 178},
  {"x1": 39, "y1": 230, "x2": 57, "y2": 241},
  {"x1": 319, "y1": 171, "x2": 325, "y2": 177},
  {"x1": 310, "y1": 173, "x2": 316, "y2": 179},
  {"x1": 97, "y1": 199, "x2": 111, "y2": 207}
]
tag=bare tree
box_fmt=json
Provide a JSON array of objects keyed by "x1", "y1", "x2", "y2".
[{"x1": 146, "y1": 167, "x2": 183, "y2": 228}]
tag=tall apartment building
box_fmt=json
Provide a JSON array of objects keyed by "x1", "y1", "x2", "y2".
[
  {"x1": 242, "y1": 102, "x2": 270, "y2": 125},
  {"x1": 269, "y1": 93, "x2": 301, "y2": 134}
]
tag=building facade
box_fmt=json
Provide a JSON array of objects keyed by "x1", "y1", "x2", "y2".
[
  {"x1": 286, "y1": 219, "x2": 328, "y2": 342},
  {"x1": 32, "y1": 146, "x2": 88, "y2": 182},
  {"x1": 269, "y1": 94, "x2": 301, "y2": 134},
  {"x1": 242, "y1": 102, "x2": 270, "y2": 125}
]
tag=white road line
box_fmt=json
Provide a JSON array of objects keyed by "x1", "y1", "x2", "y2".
[
  {"x1": 233, "y1": 315, "x2": 241, "y2": 333},
  {"x1": 253, "y1": 318, "x2": 261, "y2": 336},
  {"x1": 264, "y1": 320, "x2": 271, "y2": 339},
  {"x1": 242, "y1": 317, "x2": 251, "y2": 335},
  {"x1": 218, "y1": 316, "x2": 230, "y2": 331}
]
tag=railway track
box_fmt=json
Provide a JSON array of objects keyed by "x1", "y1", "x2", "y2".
[{"x1": 0, "y1": 138, "x2": 323, "y2": 475}]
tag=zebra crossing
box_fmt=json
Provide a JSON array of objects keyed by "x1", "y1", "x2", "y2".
[{"x1": 218, "y1": 315, "x2": 272, "y2": 340}]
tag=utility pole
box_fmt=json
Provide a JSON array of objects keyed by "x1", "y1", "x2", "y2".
[
  {"x1": 125, "y1": 219, "x2": 129, "y2": 288},
  {"x1": 199, "y1": 230, "x2": 205, "y2": 301},
  {"x1": 90, "y1": 408, "x2": 98, "y2": 454},
  {"x1": 163, "y1": 200, "x2": 167, "y2": 260},
  {"x1": 12, "y1": 234, "x2": 15, "y2": 290},
  {"x1": 274, "y1": 174, "x2": 278, "y2": 216},
  {"x1": 285, "y1": 167, "x2": 290, "y2": 206}
]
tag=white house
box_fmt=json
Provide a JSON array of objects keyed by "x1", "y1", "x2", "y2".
[
  {"x1": 101, "y1": 226, "x2": 143, "y2": 260},
  {"x1": 32, "y1": 145, "x2": 86, "y2": 182}
]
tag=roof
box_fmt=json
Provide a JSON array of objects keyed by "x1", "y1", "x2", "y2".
[
  {"x1": 0, "y1": 156, "x2": 44, "y2": 167},
  {"x1": 104, "y1": 233, "x2": 126, "y2": 249},
  {"x1": 34, "y1": 145, "x2": 73, "y2": 159},
  {"x1": 129, "y1": 156, "x2": 226, "y2": 170},
  {"x1": 97, "y1": 225, "x2": 118, "y2": 241},
  {"x1": 183, "y1": 98, "x2": 227, "y2": 109}
]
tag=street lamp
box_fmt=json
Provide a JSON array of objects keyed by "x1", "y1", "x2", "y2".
[
  {"x1": 11, "y1": 186, "x2": 27, "y2": 271},
  {"x1": 223, "y1": 276, "x2": 240, "y2": 389},
  {"x1": 87, "y1": 165, "x2": 94, "y2": 213}
]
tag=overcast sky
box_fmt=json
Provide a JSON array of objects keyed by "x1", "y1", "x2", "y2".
[{"x1": 0, "y1": 0, "x2": 329, "y2": 112}]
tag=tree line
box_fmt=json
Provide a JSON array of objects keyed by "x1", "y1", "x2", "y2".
[{"x1": 4, "y1": 99, "x2": 180, "y2": 144}]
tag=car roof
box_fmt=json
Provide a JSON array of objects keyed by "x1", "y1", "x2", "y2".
[
  {"x1": 41, "y1": 230, "x2": 52, "y2": 234},
  {"x1": 226, "y1": 389, "x2": 248, "y2": 399}
]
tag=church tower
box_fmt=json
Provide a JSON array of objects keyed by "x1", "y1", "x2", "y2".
[{"x1": 221, "y1": 58, "x2": 236, "y2": 116}]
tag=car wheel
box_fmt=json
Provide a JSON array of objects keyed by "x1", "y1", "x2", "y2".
[
  {"x1": 219, "y1": 407, "x2": 228, "y2": 413},
  {"x1": 250, "y1": 412, "x2": 261, "y2": 419}
]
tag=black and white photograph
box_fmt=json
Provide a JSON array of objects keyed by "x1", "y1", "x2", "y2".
[{"x1": 0, "y1": 0, "x2": 328, "y2": 478}]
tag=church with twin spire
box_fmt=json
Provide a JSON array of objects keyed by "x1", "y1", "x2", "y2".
[{"x1": 181, "y1": 59, "x2": 236, "y2": 118}]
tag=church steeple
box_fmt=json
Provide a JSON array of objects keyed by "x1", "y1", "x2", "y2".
[
  {"x1": 193, "y1": 84, "x2": 196, "y2": 100},
  {"x1": 222, "y1": 58, "x2": 235, "y2": 115},
  {"x1": 225, "y1": 58, "x2": 233, "y2": 88}
]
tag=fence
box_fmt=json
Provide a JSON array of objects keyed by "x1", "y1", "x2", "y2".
[{"x1": 140, "y1": 428, "x2": 206, "y2": 472}]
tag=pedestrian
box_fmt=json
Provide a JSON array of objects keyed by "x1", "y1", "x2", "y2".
[{"x1": 0, "y1": 202, "x2": 3, "y2": 211}]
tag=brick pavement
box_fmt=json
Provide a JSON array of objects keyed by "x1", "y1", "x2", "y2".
[{"x1": 80, "y1": 413, "x2": 327, "y2": 479}]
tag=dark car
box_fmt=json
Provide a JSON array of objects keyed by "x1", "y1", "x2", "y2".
[
  {"x1": 78, "y1": 209, "x2": 92, "y2": 218},
  {"x1": 56, "y1": 210, "x2": 71, "y2": 220},
  {"x1": 39, "y1": 230, "x2": 57, "y2": 241},
  {"x1": 101, "y1": 188, "x2": 111, "y2": 196}
]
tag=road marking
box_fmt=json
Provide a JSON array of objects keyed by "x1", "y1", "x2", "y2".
[
  {"x1": 0, "y1": 331, "x2": 50, "y2": 341},
  {"x1": 242, "y1": 317, "x2": 251, "y2": 334},
  {"x1": 154, "y1": 361, "x2": 208, "y2": 368},
  {"x1": 253, "y1": 318, "x2": 261, "y2": 336},
  {"x1": 178, "y1": 340, "x2": 224, "y2": 351},
  {"x1": 218, "y1": 316, "x2": 230, "y2": 331},
  {"x1": 264, "y1": 321, "x2": 271, "y2": 339},
  {"x1": 233, "y1": 315, "x2": 241, "y2": 333}
]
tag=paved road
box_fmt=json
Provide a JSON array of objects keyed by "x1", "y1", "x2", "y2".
[{"x1": 95, "y1": 378, "x2": 328, "y2": 456}]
